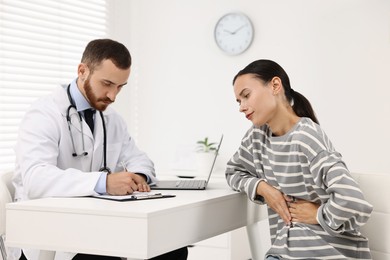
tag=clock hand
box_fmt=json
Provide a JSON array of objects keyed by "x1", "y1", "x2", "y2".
[
  {"x1": 223, "y1": 29, "x2": 234, "y2": 34},
  {"x1": 232, "y1": 24, "x2": 246, "y2": 34}
]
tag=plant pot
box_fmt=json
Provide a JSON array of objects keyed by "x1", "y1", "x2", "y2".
[{"x1": 195, "y1": 152, "x2": 216, "y2": 177}]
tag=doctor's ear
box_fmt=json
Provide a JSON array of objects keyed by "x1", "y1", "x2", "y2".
[{"x1": 78, "y1": 63, "x2": 90, "y2": 80}]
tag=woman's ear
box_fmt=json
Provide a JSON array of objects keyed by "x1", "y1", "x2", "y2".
[{"x1": 271, "y1": 77, "x2": 283, "y2": 95}]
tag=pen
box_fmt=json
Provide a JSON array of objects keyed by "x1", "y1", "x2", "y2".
[
  {"x1": 131, "y1": 193, "x2": 163, "y2": 200},
  {"x1": 121, "y1": 161, "x2": 127, "y2": 172}
]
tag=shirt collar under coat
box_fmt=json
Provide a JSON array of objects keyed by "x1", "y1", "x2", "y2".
[{"x1": 69, "y1": 78, "x2": 92, "y2": 112}]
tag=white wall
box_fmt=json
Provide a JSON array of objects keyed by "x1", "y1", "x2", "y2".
[{"x1": 109, "y1": 0, "x2": 390, "y2": 175}]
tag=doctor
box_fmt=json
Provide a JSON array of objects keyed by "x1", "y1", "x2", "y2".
[{"x1": 13, "y1": 39, "x2": 188, "y2": 260}]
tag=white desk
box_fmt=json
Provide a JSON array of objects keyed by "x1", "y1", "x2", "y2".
[{"x1": 6, "y1": 180, "x2": 267, "y2": 259}]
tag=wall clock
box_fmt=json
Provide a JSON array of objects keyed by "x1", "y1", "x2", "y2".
[{"x1": 214, "y1": 12, "x2": 254, "y2": 55}]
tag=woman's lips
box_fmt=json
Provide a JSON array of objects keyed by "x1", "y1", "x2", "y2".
[{"x1": 246, "y1": 112, "x2": 254, "y2": 120}]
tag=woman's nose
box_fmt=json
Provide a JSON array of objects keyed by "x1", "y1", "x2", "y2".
[{"x1": 239, "y1": 103, "x2": 247, "y2": 113}]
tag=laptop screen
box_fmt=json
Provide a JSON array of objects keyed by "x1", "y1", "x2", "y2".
[{"x1": 205, "y1": 134, "x2": 224, "y2": 185}]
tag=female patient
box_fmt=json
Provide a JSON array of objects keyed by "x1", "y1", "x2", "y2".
[{"x1": 226, "y1": 59, "x2": 373, "y2": 259}]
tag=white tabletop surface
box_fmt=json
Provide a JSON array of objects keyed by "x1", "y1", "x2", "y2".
[{"x1": 6, "y1": 178, "x2": 267, "y2": 259}]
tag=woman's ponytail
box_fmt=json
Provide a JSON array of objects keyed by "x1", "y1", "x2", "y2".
[{"x1": 290, "y1": 90, "x2": 319, "y2": 124}]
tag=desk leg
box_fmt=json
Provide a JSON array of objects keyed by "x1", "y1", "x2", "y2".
[
  {"x1": 246, "y1": 200, "x2": 269, "y2": 260},
  {"x1": 246, "y1": 223, "x2": 262, "y2": 260},
  {"x1": 38, "y1": 250, "x2": 55, "y2": 260}
]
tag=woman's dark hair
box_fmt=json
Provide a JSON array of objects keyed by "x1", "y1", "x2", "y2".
[
  {"x1": 233, "y1": 59, "x2": 319, "y2": 124},
  {"x1": 81, "y1": 39, "x2": 132, "y2": 73}
]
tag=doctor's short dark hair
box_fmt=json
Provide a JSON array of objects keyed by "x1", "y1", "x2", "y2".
[{"x1": 81, "y1": 39, "x2": 132, "y2": 73}]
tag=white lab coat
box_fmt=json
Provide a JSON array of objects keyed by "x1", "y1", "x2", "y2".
[{"x1": 12, "y1": 85, "x2": 157, "y2": 260}]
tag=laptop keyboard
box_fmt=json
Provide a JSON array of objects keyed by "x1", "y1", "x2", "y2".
[{"x1": 175, "y1": 180, "x2": 204, "y2": 188}]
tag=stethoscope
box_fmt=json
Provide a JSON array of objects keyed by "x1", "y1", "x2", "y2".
[{"x1": 66, "y1": 84, "x2": 111, "y2": 173}]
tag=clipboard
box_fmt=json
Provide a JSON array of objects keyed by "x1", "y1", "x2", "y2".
[{"x1": 91, "y1": 191, "x2": 176, "y2": 201}]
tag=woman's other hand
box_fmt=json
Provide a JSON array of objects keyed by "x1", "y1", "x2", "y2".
[{"x1": 287, "y1": 197, "x2": 320, "y2": 225}]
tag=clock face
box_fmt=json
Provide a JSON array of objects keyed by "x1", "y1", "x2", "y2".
[{"x1": 214, "y1": 13, "x2": 254, "y2": 55}]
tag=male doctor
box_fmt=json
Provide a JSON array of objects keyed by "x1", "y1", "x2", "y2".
[{"x1": 13, "y1": 39, "x2": 188, "y2": 260}]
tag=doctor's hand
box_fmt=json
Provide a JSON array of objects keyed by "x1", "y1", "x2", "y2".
[
  {"x1": 106, "y1": 172, "x2": 149, "y2": 195},
  {"x1": 132, "y1": 173, "x2": 151, "y2": 192},
  {"x1": 256, "y1": 181, "x2": 292, "y2": 226}
]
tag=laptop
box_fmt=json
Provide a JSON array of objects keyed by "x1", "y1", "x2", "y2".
[{"x1": 151, "y1": 135, "x2": 223, "y2": 190}]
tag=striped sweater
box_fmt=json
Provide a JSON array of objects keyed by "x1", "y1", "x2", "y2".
[{"x1": 226, "y1": 117, "x2": 373, "y2": 259}]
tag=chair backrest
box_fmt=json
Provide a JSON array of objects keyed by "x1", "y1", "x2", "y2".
[
  {"x1": 0, "y1": 171, "x2": 14, "y2": 260},
  {"x1": 350, "y1": 172, "x2": 390, "y2": 260},
  {"x1": 0, "y1": 171, "x2": 14, "y2": 235},
  {"x1": 1, "y1": 171, "x2": 14, "y2": 199}
]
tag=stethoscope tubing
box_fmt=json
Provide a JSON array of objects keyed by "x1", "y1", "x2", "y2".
[
  {"x1": 100, "y1": 110, "x2": 108, "y2": 172},
  {"x1": 66, "y1": 84, "x2": 111, "y2": 173},
  {"x1": 66, "y1": 103, "x2": 88, "y2": 157}
]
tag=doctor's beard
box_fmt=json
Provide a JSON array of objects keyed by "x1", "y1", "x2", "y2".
[{"x1": 84, "y1": 77, "x2": 112, "y2": 111}]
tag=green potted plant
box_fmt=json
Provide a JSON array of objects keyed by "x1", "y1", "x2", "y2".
[{"x1": 196, "y1": 137, "x2": 217, "y2": 153}]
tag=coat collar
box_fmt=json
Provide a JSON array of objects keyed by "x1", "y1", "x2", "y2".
[{"x1": 69, "y1": 78, "x2": 91, "y2": 112}]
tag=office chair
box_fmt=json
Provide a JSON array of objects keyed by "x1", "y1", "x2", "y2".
[
  {"x1": 0, "y1": 171, "x2": 14, "y2": 260},
  {"x1": 350, "y1": 172, "x2": 390, "y2": 259}
]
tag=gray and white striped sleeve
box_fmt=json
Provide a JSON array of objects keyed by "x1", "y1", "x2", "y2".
[
  {"x1": 225, "y1": 129, "x2": 265, "y2": 203},
  {"x1": 300, "y1": 125, "x2": 374, "y2": 235},
  {"x1": 312, "y1": 152, "x2": 373, "y2": 235}
]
